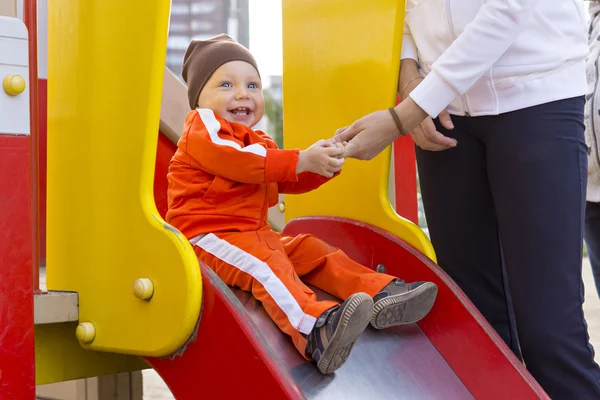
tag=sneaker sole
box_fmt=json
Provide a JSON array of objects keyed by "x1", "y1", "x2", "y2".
[
  {"x1": 371, "y1": 282, "x2": 438, "y2": 329},
  {"x1": 316, "y1": 292, "x2": 373, "y2": 375}
]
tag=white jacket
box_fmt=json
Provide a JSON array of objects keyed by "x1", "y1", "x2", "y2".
[
  {"x1": 585, "y1": 2, "x2": 600, "y2": 202},
  {"x1": 403, "y1": 0, "x2": 589, "y2": 118}
]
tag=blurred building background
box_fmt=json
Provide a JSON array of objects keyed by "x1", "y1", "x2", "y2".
[{"x1": 166, "y1": 0, "x2": 250, "y2": 78}]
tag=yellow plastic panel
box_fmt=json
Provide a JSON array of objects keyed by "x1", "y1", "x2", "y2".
[
  {"x1": 47, "y1": 0, "x2": 202, "y2": 356},
  {"x1": 282, "y1": 0, "x2": 436, "y2": 261},
  {"x1": 35, "y1": 323, "x2": 147, "y2": 385}
]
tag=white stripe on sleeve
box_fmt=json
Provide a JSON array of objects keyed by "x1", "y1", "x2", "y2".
[{"x1": 197, "y1": 109, "x2": 267, "y2": 157}]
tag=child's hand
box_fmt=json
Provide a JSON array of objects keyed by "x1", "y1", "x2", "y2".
[
  {"x1": 297, "y1": 140, "x2": 345, "y2": 178},
  {"x1": 332, "y1": 141, "x2": 348, "y2": 159}
]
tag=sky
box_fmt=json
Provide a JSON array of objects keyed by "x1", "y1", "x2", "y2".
[{"x1": 248, "y1": 0, "x2": 283, "y2": 85}]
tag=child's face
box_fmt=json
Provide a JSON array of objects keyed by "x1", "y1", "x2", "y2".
[{"x1": 197, "y1": 61, "x2": 264, "y2": 128}]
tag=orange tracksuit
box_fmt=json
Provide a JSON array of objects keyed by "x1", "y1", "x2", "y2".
[{"x1": 167, "y1": 109, "x2": 394, "y2": 355}]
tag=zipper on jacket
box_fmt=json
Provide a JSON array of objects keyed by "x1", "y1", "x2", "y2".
[{"x1": 445, "y1": 0, "x2": 470, "y2": 116}]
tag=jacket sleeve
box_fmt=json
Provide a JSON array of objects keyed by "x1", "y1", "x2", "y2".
[
  {"x1": 278, "y1": 172, "x2": 339, "y2": 194},
  {"x1": 409, "y1": 0, "x2": 543, "y2": 118},
  {"x1": 253, "y1": 129, "x2": 339, "y2": 194},
  {"x1": 180, "y1": 110, "x2": 299, "y2": 184}
]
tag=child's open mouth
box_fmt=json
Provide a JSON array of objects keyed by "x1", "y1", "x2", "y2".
[{"x1": 229, "y1": 107, "x2": 252, "y2": 116}]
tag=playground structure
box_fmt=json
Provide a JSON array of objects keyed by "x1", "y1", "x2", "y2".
[{"x1": 0, "y1": 0, "x2": 553, "y2": 399}]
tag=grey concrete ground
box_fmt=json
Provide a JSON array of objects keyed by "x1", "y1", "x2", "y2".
[
  {"x1": 141, "y1": 258, "x2": 600, "y2": 399},
  {"x1": 142, "y1": 369, "x2": 173, "y2": 400}
]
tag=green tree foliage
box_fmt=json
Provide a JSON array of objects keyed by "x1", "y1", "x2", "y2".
[{"x1": 263, "y1": 90, "x2": 283, "y2": 148}]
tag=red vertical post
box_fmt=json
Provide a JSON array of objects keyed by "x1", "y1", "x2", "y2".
[
  {"x1": 393, "y1": 136, "x2": 418, "y2": 224},
  {"x1": 392, "y1": 95, "x2": 418, "y2": 224},
  {"x1": 0, "y1": 135, "x2": 35, "y2": 399},
  {"x1": 25, "y1": 0, "x2": 40, "y2": 292},
  {"x1": 0, "y1": 8, "x2": 36, "y2": 395}
]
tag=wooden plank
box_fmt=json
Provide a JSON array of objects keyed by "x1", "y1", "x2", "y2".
[
  {"x1": 0, "y1": 0, "x2": 16, "y2": 17},
  {"x1": 34, "y1": 291, "x2": 78, "y2": 324}
]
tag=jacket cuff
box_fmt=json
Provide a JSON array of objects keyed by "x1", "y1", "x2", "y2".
[
  {"x1": 409, "y1": 70, "x2": 457, "y2": 118},
  {"x1": 265, "y1": 148, "x2": 299, "y2": 182},
  {"x1": 401, "y1": 34, "x2": 419, "y2": 61}
]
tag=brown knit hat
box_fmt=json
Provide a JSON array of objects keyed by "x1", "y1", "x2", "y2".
[{"x1": 182, "y1": 34, "x2": 260, "y2": 110}]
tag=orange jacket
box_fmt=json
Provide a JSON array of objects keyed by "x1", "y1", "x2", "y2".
[{"x1": 166, "y1": 109, "x2": 334, "y2": 239}]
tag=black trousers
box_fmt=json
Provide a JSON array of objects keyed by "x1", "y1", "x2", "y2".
[
  {"x1": 416, "y1": 97, "x2": 600, "y2": 399},
  {"x1": 586, "y1": 201, "x2": 600, "y2": 298}
]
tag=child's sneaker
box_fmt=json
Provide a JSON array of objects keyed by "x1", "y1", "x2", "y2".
[
  {"x1": 370, "y1": 279, "x2": 438, "y2": 329},
  {"x1": 306, "y1": 292, "x2": 373, "y2": 374}
]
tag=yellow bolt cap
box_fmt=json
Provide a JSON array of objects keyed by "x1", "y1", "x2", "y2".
[
  {"x1": 133, "y1": 278, "x2": 154, "y2": 300},
  {"x1": 76, "y1": 322, "x2": 96, "y2": 344},
  {"x1": 278, "y1": 202, "x2": 285, "y2": 212},
  {"x1": 3, "y1": 74, "x2": 26, "y2": 96}
]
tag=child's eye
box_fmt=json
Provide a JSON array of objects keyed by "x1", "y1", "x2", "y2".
[
  {"x1": 248, "y1": 83, "x2": 259, "y2": 89},
  {"x1": 220, "y1": 82, "x2": 232, "y2": 88}
]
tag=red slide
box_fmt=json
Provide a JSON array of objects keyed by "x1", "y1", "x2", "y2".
[{"x1": 144, "y1": 133, "x2": 549, "y2": 400}]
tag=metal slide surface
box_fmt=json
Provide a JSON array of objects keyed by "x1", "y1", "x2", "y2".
[{"x1": 232, "y1": 286, "x2": 474, "y2": 400}]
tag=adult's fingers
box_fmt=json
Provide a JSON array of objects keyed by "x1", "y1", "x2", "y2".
[
  {"x1": 327, "y1": 126, "x2": 350, "y2": 144},
  {"x1": 420, "y1": 118, "x2": 457, "y2": 148},
  {"x1": 411, "y1": 124, "x2": 452, "y2": 151},
  {"x1": 438, "y1": 109, "x2": 454, "y2": 130},
  {"x1": 341, "y1": 137, "x2": 360, "y2": 158},
  {"x1": 333, "y1": 123, "x2": 362, "y2": 144},
  {"x1": 334, "y1": 126, "x2": 349, "y2": 136}
]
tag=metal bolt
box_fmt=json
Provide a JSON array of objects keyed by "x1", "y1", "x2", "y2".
[
  {"x1": 3, "y1": 74, "x2": 26, "y2": 96},
  {"x1": 133, "y1": 278, "x2": 154, "y2": 301},
  {"x1": 76, "y1": 322, "x2": 96, "y2": 344},
  {"x1": 376, "y1": 264, "x2": 387, "y2": 273}
]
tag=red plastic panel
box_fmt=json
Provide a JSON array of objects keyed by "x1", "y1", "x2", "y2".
[
  {"x1": 154, "y1": 133, "x2": 176, "y2": 219},
  {"x1": 283, "y1": 217, "x2": 549, "y2": 400},
  {"x1": 0, "y1": 134, "x2": 35, "y2": 399},
  {"x1": 393, "y1": 95, "x2": 417, "y2": 224},
  {"x1": 144, "y1": 264, "x2": 304, "y2": 400},
  {"x1": 393, "y1": 135, "x2": 418, "y2": 224}
]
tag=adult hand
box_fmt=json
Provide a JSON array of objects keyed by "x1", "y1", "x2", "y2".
[
  {"x1": 331, "y1": 61, "x2": 458, "y2": 159},
  {"x1": 398, "y1": 60, "x2": 456, "y2": 151},
  {"x1": 331, "y1": 96, "x2": 430, "y2": 160},
  {"x1": 332, "y1": 110, "x2": 399, "y2": 160},
  {"x1": 410, "y1": 110, "x2": 456, "y2": 151},
  {"x1": 333, "y1": 110, "x2": 457, "y2": 156}
]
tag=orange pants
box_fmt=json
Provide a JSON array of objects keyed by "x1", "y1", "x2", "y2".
[{"x1": 191, "y1": 225, "x2": 394, "y2": 356}]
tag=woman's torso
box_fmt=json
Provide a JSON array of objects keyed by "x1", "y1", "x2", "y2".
[{"x1": 406, "y1": 0, "x2": 588, "y2": 116}]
